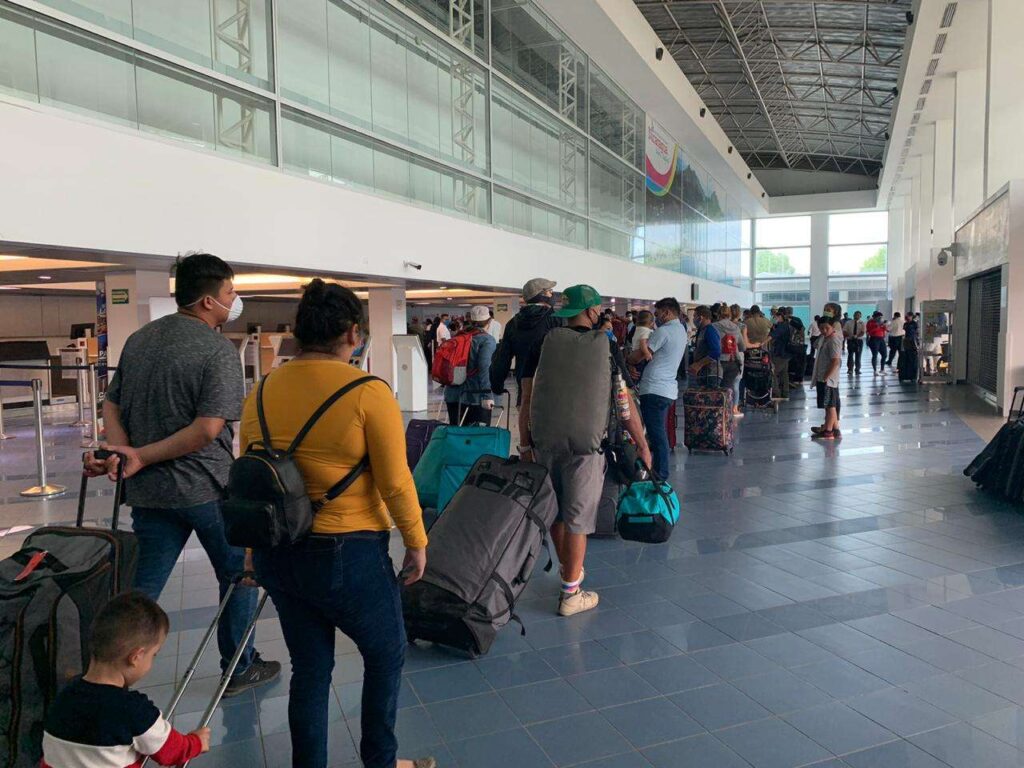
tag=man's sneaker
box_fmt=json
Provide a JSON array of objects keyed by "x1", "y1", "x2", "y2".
[
  {"x1": 810, "y1": 425, "x2": 826, "y2": 435},
  {"x1": 559, "y1": 588, "x2": 599, "y2": 617},
  {"x1": 224, "y1": 655, "x2": 281, "y2": 697}
]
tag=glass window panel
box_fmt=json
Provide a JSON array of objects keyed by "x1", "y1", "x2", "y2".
[
  {"x1": 0, "y1": 10, "x2": 39, "y2": 100},
  {"x1": 280, "y1": 0, "x2": 486, "y2": 172},
  {"x1": 680, "y1": 154, "x2": 707, "y2": 213},
  {"x1": 392, "y1": 0, "x2": 487, "y2": 59},
  {"x1": 493, "y1": 187, "x2": 586, "y2": 249},
  {"x1": 282, "y1": 112, "x2": 332, "y2": 179},
  {"x1": 589, "y1": 142, "x2": 642, "y2": 233},
  {"x1": 590, "y1": 223, "x2": 632, "y2": 260},
  {"x1": 491, "y1": 1, "x2": 587, "y2": 130},
  {"x1": 135, "y1": 62, "x2": 216, "y2": 148},
  {"x1": 37, "y1": 0, "x2": 273, "y2": 87},
  {"x1": 491, "y1": 81, "x2": 586, "y2": 214},
  {"x1": 35, "y1": 20, "x2": 138, "y2": 127},
  {"x1": 756, "y1": 247, "x2": 811, "y2": 277},
  {"x1": 589, "y1": 63, "x2": 642, "y2": 168},
  {"x1": 644, "y1": 242, "x2": 681, "y2": 273},
  {"x1": 829, "y1": 244, "x2": 887, "y2": 275},
  {"x1": 332, "y1": 132, "x2": 374, "y2": 189},
  {"x1": 830, "y1": 211, "x2": 888, "y2": 245},
  {"x1": 755, "y1": 216, "x2": 811, "y2": 249}
]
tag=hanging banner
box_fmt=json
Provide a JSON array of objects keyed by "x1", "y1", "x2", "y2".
[{"x1": 645, "y1": 116, "x2": 679, "y2": 197}]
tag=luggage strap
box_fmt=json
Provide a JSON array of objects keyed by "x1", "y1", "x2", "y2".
[
  {"x1": 256, "y1": 373, "x2": 385, "y2": 510},
  {"x1": 487, "y1": 572, "x2": 526, "y2": 636}
]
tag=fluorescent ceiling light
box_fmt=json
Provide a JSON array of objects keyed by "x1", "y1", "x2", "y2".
[
  {"x1": 0, "y1": 256, "x2": 27, "y2": 262},
  {"x1": 38, "y1": 275, "x2": 52, "y2": 280}
]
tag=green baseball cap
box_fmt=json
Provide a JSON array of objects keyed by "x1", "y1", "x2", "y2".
[{"x1": 554, "y1": 284, "x2": 603, "y2": 318}]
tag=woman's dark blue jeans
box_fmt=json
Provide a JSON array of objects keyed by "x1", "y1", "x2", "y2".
[{"x1": 254, "y1": 531, "x2": 405, "y2": 768}]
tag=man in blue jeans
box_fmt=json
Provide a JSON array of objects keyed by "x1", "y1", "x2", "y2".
[
  {"x1": 85, "y1": 253, "x2": 279, "y2": 697},
  {"x1": 630, "y1": 297, "x2": 687, "y2": 480}
]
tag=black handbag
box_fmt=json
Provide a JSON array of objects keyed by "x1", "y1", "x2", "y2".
[{"x1": 222, "y1": 374, "x2": 382, "y2": 548}]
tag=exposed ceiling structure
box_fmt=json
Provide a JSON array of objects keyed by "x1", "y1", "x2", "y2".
[{"x1": 634, "y1": 0, "x2": 914, "y2": 186}]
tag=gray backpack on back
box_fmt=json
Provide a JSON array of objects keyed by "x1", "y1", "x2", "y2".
[{"x1": 530, "y1": 327, "x2": 613, "y2": 455}]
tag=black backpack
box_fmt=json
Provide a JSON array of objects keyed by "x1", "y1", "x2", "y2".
[{"x1": 222, "y1": 374, "x2": 382, "y2": 549}]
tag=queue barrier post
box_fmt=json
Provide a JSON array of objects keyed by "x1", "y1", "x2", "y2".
[
  {"x1": 82, "y1": 363, "x2": 100, "y2": 449},
  {"x1": 20, "y1": 378, "x2": 67, "y2": 498},
  {"x1": 0, "y1": 381, "x2": 11, "y2": 441},
  {"x1": 71, "y1": 366, "x2": 89, "y2": 428}
]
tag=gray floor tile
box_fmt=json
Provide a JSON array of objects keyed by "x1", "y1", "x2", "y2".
[
  {"x1": 528, "y1": 712, "x2": 632, "y2": 767},
  {"x1": 498, "y1": 679, "x2": 593, "y2": 725},
  {"x1": 910, "y1": 722, "x2": 1024, "y2": 768},
  {"x1": 630, "y1": 654, "x2": 721, "y2": 694},
  {"x1": 907, "y1": 673, "x2": 1016, "y2": 720},
  {"x1": 797, "y1": 623, "x2": 888, "y2": 657},
  {"x1": 846, "y1": 646, "x2": 944, "y2": 685},
  {"x1": 424, "y1": 691, "x2": 520, "y2": 742},
  {"x1": 654, "y1": 620, "x2": 735, "y2": 651},
  {"x1": 791, "y1": 657, "x2": 891, "y2": 698},
  {"x1": 670, "y1": 683, "x2": 771, "y2": 731},
  {"x1": 601, "y1": 697, "x2": 705, "y2": 748},
  {"x1": 785, "y1": 702, "x2": 898, "y2": 755},
  {"x1": 732, "y1": 669, "x2": 835, "y2": 714},
  {"x1": 475, "y1": 651, "x2": 560, "y2": 689},
  {"x1": 845, "y1": 687, "x2": 958, "y2": 737},
  {"x1": 598, "y1": 630, "x2": 683, "y2": 664},
  {"x1": 537, "y1": 641, "x2": 623, "y2": 677},
  {"x1": 708, "y1": 612, "x2": 788, "y2": 641},
  {"x1": 717, "y1": 716, "x2": 834, "y2": 768},
  {"x1": 744, "y1": 633, "x2": 838, "y2": 668},
  {"x1": 843, "y1": 739, "x2": 958, "y2": 768},
  {"x1": 690, "y1": 643, "x2": 781, "y2": 680},
  {"x1": 567, "y1": 666, "x2": 660, "y2": 708},
  {"x1": 643, "y1": 733, "x2": 752, "y2": 768},
  {"x1": 969, "y1": 706, "x2": 1024, "y2": 750}
]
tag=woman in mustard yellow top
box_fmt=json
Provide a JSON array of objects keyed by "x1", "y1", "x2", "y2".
[{"x1": 242, "y1": 280, "x2": 433, "y2": 768}]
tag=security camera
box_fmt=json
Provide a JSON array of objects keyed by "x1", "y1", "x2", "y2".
[
  {"x1": 655, "y1": 47, "x2": 664, "y2": 61},
  {"x1": 404, "y1": 261, "x2": 423, "y2": 270}
]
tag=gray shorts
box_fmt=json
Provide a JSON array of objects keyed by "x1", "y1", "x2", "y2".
[{"x1": 536, "y1": 451, "x2": 605, "y2": 535}]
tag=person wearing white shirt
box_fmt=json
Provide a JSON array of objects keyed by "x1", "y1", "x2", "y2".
[
  {"x1": 886, "y1": 312, "x2": 904, "y2": 370},
  {"x1": 436, "y1": 315, "x2": 451, "y2": 344},
  {"x1": 486, "y1": 311, "x2": 503, "y2": 342}
]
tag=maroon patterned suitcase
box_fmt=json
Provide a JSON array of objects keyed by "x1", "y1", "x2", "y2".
[{"x1": 682, "y1": 387, "x2": 735, "y2": 455}]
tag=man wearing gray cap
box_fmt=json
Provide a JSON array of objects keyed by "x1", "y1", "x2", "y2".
[{"x1": 490, "y1": 278, "x2": 563, "y2": 436}]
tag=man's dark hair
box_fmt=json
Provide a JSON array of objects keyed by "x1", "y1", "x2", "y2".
[
  {"x1": 90, "y1": 592, "x2": 169, "y2": 662},
  {"x1": 894, "y1": 312, "x2": 901, "y2": 318},
  {"x1": 695, "y1": 305, "x2": 712, "y2": 320},
  {"x1": 294, "y1": 279, "x2": 364, "y2": 354},
  {"x1": 654, "y1": 297, "x2": 681, "y2": 315},
  {"x1": 750, "y1": 304, "x2": 762, "y2": 316},
  {"x1": 173, "y1": 252, "x2": 234, "y2": 307}
]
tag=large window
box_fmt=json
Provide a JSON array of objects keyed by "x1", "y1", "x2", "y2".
[
  {"x1": 829, "y1": 211, "x2": 888, "y2": 317},
  {"x1": 1, "y1": 0, "x2": 755, "y2": 289},
  {"x1": 754, "y1": 216, "x2": 810, "y2": 322}
]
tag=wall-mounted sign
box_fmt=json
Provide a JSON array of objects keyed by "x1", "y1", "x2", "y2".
[
  {"x1": 111, "y1": 288, "x2": 130, "y2": 305},
  {"x1": 497, "y1": 303, "x2": 509, "y2": 312}
]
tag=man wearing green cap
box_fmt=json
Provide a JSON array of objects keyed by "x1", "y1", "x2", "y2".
[{"x1": 518, "y1": 285, "x2": 652, "y2": 617}]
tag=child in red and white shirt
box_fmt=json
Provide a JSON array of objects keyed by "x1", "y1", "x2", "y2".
[{"x1": 41, "y1": 593, "x2": 209, "y2": 768}]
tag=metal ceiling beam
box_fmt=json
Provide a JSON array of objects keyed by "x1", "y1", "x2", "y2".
[
  {"x1": 636, "y1": 0, "x2": 902, "y2": 5},
  {"x1": 712, "y1": 0, "x2": 793, "y2": 167}
]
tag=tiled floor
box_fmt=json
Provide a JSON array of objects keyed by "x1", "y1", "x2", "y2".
[{"x1": 3, "y1": 373, "x2": 1024, "y2": 767}]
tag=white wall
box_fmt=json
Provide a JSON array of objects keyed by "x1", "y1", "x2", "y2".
[
  {"x1": 0, "y1": 294, "x2": 96, "y2": 339},
  {"x1": 0, "y1": 100, "x2": 753, "y2": 309}
]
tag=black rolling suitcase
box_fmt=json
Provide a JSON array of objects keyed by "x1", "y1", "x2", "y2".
[
  {"x1": 898, "y1": 345, "x2": 919, "y2": 382},
  {"x1": 403, "y1": 455, "x2": 558, "y2": 657},
  {"x1": 0, "y1": 451, "x2": 138, "y2": 768}
]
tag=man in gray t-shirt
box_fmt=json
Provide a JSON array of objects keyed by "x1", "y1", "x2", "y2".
[{"x1": 86, "y1": 253, "x2": 279, "y2": 696}]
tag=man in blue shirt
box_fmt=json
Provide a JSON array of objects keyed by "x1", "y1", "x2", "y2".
[
  {"x1": 630, "y1": 298, "x2": 687, "y2": 480},
  {"x1": 688, "y1": 305, "x2": 722, "y2": 386}
]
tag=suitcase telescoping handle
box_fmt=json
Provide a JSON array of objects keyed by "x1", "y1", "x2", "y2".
[
  {"x1": 140, "y1": 572, "x2": 268, "y2": 768},
  {"x1": 1011, "y1": 386, "x2": 1024, "y2": 423},
  {"x1": 458, "y1": 388, "x2": 512, "y2": 428},
  {"x1": 77, "y1": 449, "x2": 126, "y2": 530}
]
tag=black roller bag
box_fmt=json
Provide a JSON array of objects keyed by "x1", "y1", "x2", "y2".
[
  {"x1": 0, "y1": 452, "x2": 138, "y2": 768},
  {"x1": 403, "y1": 455, "x2": 558, "y2": 657}
]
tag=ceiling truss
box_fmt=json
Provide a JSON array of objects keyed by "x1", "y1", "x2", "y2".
[{"x1": 634, "y1": 0, "x2": 911, "y2": 178}]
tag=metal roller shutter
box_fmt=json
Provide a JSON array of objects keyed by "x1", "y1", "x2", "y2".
[{"x1": 966, "y1": 270, "x2": 1001, "y2": 395}]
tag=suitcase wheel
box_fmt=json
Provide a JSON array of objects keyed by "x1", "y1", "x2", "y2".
[{"x1": 687, "y1": 448, "x2": 693, "y2": 455}]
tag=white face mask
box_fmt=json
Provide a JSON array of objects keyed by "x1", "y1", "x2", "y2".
[{"x1": 188, "y1": 294, "x2": 243, "y2": 323}]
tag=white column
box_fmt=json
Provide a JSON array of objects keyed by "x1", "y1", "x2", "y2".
[
  {"x1": 367, "y1": 286, "x2": 406, "y2": 390},
  {"x1": 105, "y1": 271, "x2": 170, "y2": 368},
  {"x1": 954, "y1": 68, "x2": 986, "y2": 227},
  {"x1": 986, "y1": 0, "x2": 1024, "y2": 197},
  {"x1": 809, "y1": 212, "x2": 829, "y2": 314},
  {"x1": 917, "y1": 151, "x2": 935, "y2": 303},
  {"x1": 887, "y1": 204, "x2": 906, "y2": 311},
  {"x1": 930, "y1": 119, "x2": 956, "y2": 301}
]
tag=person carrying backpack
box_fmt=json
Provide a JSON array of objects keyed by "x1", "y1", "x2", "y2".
[
  {"x1": 713, "y1": 309, "x2": 745, "y2": 417},
  {"x1": 441, "y1": 305, "x2": 496, "y2": 425},
  {"x1": 787, "y1": 307, "x2": 807, "y2": 385}
]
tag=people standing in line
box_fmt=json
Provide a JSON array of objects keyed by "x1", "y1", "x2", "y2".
[
  {"x1": 887, "y1": 311, "x2": 904, "y2": 370},
  {"x1": 807, "y1": 315, "x2": 821, "y2": 382},
  {"x1": 688, "y1": 305, "x2": 723, "y2": 386},
  {"x1": 811, "y1": 307, "x2": 844, "y2": 441},
  {"x1": 844, "y1": 311, "x2": 866, "y2": 375},
  {"x1": 489, "y1": 278, "x2": 563, "y2": 421},
  {"x1": 769, "y1": 308, "x2": 793, "y2": 401},
  {"x1": 866, "y1": 311, "x2": 888, "y2": 375},
  {"x1": 632, "y1": 298, "x2": 687, "y2": 481},
  {"x1": 519, "y1": 285, "x2": 651, "y2": 617},
  {"x1": 240, "y1": 279, "x2": 432, "y2": 768},
  {"x1": 85, "y1": 252, "x2": 279, "y2": 697},
  {"x1": 713, "y1": 305, "x2": 745, "y2": 417},
  {"x1": 444, "y1": 305, "x2": 497, "y2": 426},
  {"x1": 486, "y1": 308, "x2": 503, "y2": 342}
]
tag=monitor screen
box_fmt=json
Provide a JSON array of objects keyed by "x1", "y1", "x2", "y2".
[{"x1": 70, "y1": 323, "x2": 95, "y2": 339}]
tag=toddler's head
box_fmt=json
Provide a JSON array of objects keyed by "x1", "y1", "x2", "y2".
[{"x1": 90, "y1": 592, "x2": 169, "y2": 687}]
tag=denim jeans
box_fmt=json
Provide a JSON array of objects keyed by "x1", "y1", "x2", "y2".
[
  {"x1": 131, "y1": 501, "x2": 256, "y2": 674},
  {"x1": 254, "y1": 532, "x2": 405, "y2": 768},
  {"x1": 639, "y1": 394, "x2": 674, "y2": 481}
]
